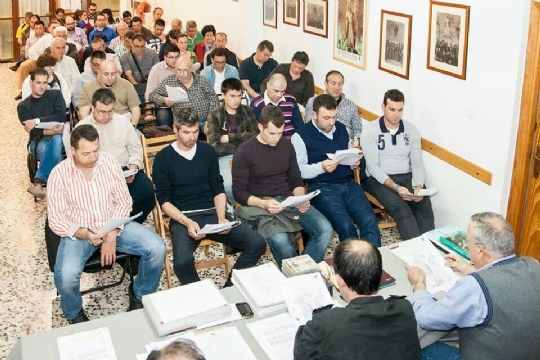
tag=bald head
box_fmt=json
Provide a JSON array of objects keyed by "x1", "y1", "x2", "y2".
[
  {"x1": 171, "y1": 18, "x2": 182, "y2": 30},
  {"x1": 174, "y1": 56, "x2": 193, "y2": 83},
  {"x1": 98, "y1": 60, "x2": 119, "y2": 87},
  {"x1": 334, "y1": 239, "x2": 382, "y2": 296},
  {"x1": 266, "y1": 73, "x2": 287, "y2": 103}
]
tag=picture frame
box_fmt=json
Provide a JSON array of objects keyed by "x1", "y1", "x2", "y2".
[
  {"x1": 378, "y1": 10, "x2": 412, "y2": 79},
  {"x1": 333, "y1": 0, "x2": 368, "y2": 70},
  {"x1": 263, "y1": 0, "x2": 278, "y2": 29},
  {"x1": 303, "y1": 0, "x2": 328, "y2": 38},
  {"x1": 427, "y1": 1, "x2": 470, "y2": 80},
  {"x1": 283, "y1": 0, "x2": 300, "y2": 27}
]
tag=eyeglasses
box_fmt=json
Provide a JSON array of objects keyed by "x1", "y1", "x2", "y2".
[
  {"x1": 213, "y1": 61, "x2": 226, "y2": 66},
  {"x1": 175, "y1": 69, "x2": 190, "y2": 74},
  {"x1": 165, "y1": 55, "x2": 180, "y2": 60},
  {"x1": 96, "y1": 109, "x2": 114, "y2": 116},
  {"x1": 133, "y1": 44, "x2": 145, "y2": 49}
]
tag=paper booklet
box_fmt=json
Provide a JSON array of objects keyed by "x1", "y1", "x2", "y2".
[
  {"x1": 327, "y1": 148, "x2": 363, "y2": 166},
  {"x1": 280, "y1": 190, "x2": 320, "y2": 208},
  {"x1": 35, "y1": 121, "x2": 63, "y2": 129},
  {"x1": 166, "y1": 85, "x2": 189, "y2": 102},
  {"x1": 122, "y1": 168, "x2": 138, "y2": 178},
  {"x1": 197, "y1": 221, "x2": 240, "y2": 235},
  {"x1": 98, "y1": 212, "x2": 142, "y2": 234}
]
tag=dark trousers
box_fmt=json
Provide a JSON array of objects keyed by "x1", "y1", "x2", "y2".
[
  {"x1": 156, "y1": 108, "x2": 173, "y2": 128},
  {"x1": 365, "y1": 173, "x2": 435, "y2": 240},
  {"x1": 309, "y1": 180, "x2": 381, "y2": 246},
  {"x1": 169, "y1": 212, "x2": 266, "y2": 285},
  {"x1": 126, "y1": 170, "x2": 156, "y2": 224}
]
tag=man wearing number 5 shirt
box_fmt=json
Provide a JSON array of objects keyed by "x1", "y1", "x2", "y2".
[{"x1": 361, "y1": 89, "x2": 434, "y2": 240}]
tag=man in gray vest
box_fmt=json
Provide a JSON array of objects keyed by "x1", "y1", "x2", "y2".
[{"x1": 406, "y1": 212, "x2": 540, "y2": 360}]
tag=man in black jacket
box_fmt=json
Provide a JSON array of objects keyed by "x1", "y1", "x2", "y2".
[
  {"x1": 206, "y1": 78, "x2": 258, "y2": 204},
  {"x1": 294, "y1": 239, "x2": 421, "y2": 360},
  {"x1": 18, "y1": 68, "x2": 66, "y2": 199}
]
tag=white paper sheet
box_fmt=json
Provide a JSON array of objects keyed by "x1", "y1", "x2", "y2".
[
  {"x1": 166, "y1": 85, "x2": 189, "y2": 102},
  {"x1": 232, "y1": 263, "x2": 286, "y2": 308},
  {"x1": 35, "y1": 121, "x2": 63, "y2": 130},
  {"x1": 246, "y1": 313, "x2": 298, "y2": 360},
  {"x1": 197, "y1": 221, "x2": 240, "y2": 235},
  {"x1": 280, "y1": 190, "x2": 320, "y2": 208},
  {"x1": 98, "y1": 212, "x2": 142, "y2": 233},
  {"x1": 63, "y1": 122, "x2": 71, "y2": 157},
  {"x1": 390, "y1": 236, "x2": 458, "y2": 293},
  {"x1": 57, "y1": 327, "x2": 117, "y2": 360},
  {"x1": 326, "y1": 148, "x2": 363, "y2": 166},
  {"x1": 280, "y1": 273, "x2": 333, "y2": 325},
  {"x1": 196, "y1": 327, "x2": 257, "y2": 360},
  {"x1": 416, "y1": 187, "x2": 439, "y2": 197},
  {"x1": 123, "y1": 168, "x2": 138, "y2": 178}
]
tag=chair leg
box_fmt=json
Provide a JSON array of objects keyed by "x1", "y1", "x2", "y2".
[
  {"x1": 80, "y1": 261, "x2": 128, "y2": 295},
  {"x1": 164, "y1": 253, "x2": 173, "y2": 289},
  {"x1": 204, "y1": 245, "x2": 210, "y2": 257}
]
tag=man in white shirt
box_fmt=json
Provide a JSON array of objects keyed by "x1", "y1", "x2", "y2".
[{"x1": 50, "y1": 37, "x2": 81, "y2": 92}]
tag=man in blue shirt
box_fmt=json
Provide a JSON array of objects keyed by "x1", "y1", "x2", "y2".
[
  {"x1": 239, "y1": 40, "x2": 277, "y2": 99},
  {"x1": 406, "y1": 212, "x2": 540, "y2": 360},
  {"x1": 88, "y1": 13, "x2": 117, "y2": 45},
  {"x1": 291, "y1": 94, "x2": 380, "y2": 247}
]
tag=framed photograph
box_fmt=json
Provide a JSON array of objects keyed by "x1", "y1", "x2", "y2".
[
  {"x1": 263, "y1": 0, "x2": 278, "y2": 28},
  {"x1": 427, "y1": 1, "x2": 470, "y2": 80},
  {"x1": 333, "y1": 0, "x2": 368, "y2": 70},
  {"x1": 303, "y1": 0, "x2": 328, "y2": 38},
  {"x1": 283, "y1": 0, "x2": 300, "y2": 27},
  {"x1": 378, "y1": 10, "x2": 412, "y2": 79}
]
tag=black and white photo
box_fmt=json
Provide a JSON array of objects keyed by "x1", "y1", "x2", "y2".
[{"x1": 379, "y1": 10, "x2": 412, "y2": 79}]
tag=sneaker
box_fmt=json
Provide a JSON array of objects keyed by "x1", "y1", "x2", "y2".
[
  {"x1": 127, "y1": 282, "x2": 144, "y2": 311},
  {"x1": 27, "y1": 183, "x2": 45, "y2": 199},
  {"x1": 14, "y1": 92, "x2": 22, "y2": 100},
  {"x1": 68, "y1": 309, "x2": 89, "y2": 324}
]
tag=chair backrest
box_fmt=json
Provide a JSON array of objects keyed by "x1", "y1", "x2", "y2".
[{"x1": 141, "y1": 134, "x2": 177, "y2": 179}]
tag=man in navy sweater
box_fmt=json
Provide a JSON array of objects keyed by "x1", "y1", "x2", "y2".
[
  {"x1": 152, "y1": 107, "x2": 266, "y2": 286},
  {"x1": 292, "y1": 94, "x2": 381, "y2": 246}
]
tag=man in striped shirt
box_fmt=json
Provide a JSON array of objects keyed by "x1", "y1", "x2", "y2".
[
  {"x1": 47, "y1": 125, "x2": 166, "y2": 324},
  {"x1": 251, "y1": 73, "x2": 304, "y2": 139}
]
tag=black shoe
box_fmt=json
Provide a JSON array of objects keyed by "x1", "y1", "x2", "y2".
[
  {"x1": 127, "y1": 282, "x2": 144, "y2": 311},
  {"x1": 14, "y1": 92, "x2": 22, "y2": 100},
  {"x1": 68, "y1": 309, "x2": 89, "y2": 324},
  {"x1": 9, "y1": 65, "x2": 17, "y2": 72},
  {"x1": 225, "y1": 246, "x2": 242, "y2": 255}
]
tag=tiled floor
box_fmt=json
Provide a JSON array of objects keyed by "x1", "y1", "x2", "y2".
[{"x1": 0, "y1": 63, "x2": 402, "y2": 359}]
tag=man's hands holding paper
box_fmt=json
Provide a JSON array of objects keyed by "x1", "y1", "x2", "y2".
[
  {"x1": 187, "y1": 219, "x2": 206, "y2": 240},
  {"x1": 263, "y1": 199, "x2": 284, "y2": 214},
  {"x1": 444, "y1": 253, "x2": 476, "y2": 276},
  {"x1": 163, "y1": 97, "x2": 176, "y2": 107},
  {"x1": 217, "y1": 218, "x2": 232, "y2": 235},
  {"x1": 321, "y1": 159, "x2": 339, "y2": 173}
]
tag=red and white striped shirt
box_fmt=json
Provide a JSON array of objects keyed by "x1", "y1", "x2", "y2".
[{"x1": 47, "y1": 152, "x2": 133, "y2": 238}]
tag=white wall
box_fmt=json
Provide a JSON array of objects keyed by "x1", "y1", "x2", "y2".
[{"x1": 127, "y1": 0, "x2": 530, "y2": 230}]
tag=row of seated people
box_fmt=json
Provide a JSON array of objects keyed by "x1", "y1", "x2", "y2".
[{"x1": 20, "y1": 79, "x2": 540, "y2": 359}]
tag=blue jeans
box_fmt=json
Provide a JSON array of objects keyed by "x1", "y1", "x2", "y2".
[
  {"x1": 309, "y1": 180, "x2": 381, "y2": 247},
  {"x1": 421, "y1": 342, "x2": 461, "y2": 360},
  {"x1": 54, "y1": 222, "x2": 166, "y2": 320},
  {"x1": 267, "y1": 196, "x2": 333, "y2": 267},
  {"x1": 30, "y1": 135, "x2": 64, "y2": 182},
  {"x1": 218, "y1": 155, "x2": 234, "y2": 204}
]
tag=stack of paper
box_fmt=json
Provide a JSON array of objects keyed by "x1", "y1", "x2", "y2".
[
  {"x1": 280, "y1": 190, "x2": 320, "y2": 208},
  {"x1": 282, "y1": 255, "x2": 319, "y2": 277},
  {"x1": 390, "y1": 236, "x2": 459, "y2": 293},
  {"x1": 57, "y1": 327, "x2": 117, "y2": 360},
  {"x1": 142, "y1": 279, "x2": 231, "y2": 336},
  {"x1": 327, "y1": 148, "x2": 363, "y2": 166},
  {"x1": 231, "y1": 262, "x2": 288, "y2": 316},
  {"x1": 139, "y1": 327, "x2": 257, "y2": 360},
  {"x1": 280, "y1": 273, "x2": 333, "y2": 325}
]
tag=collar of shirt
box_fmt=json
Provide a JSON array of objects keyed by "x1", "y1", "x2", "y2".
[
  {"x1": 311, "y1": 118, "x2": 336, "y2": 139},
  {"x1": 379, "y1": 116, "x2": 404, "y2": 135},
  {"x1": 477, "y1": 254, "x2": 517, "y2": 271},
  {"x1": 67, "y1": 154, "x2": 105, "y2": 175},
  {"x1": 264, "y1": 91, "x2": 285, "y2": 106}
]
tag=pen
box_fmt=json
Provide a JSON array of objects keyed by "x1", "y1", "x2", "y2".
[
  {"x1": 87, "y1": 228, "x2": 95, "y2": 234},
  {"x1": 389, "y1": 244, "x2": 400, "y2": 250}
]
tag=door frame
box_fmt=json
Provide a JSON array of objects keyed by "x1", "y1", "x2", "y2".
[{"x1": 506, "y1": 0, "x2": 540, "y2": 254}]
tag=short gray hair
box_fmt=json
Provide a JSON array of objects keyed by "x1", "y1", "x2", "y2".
[
  {"x1": 146, "y1": 339, "x2": 206, "y2": 360},
  {"x1": 470, "y1": 212, "x2": 514, "y2": 257}
]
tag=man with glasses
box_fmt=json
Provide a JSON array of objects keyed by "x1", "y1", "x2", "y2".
[
  {"x1": 201, "y1": 48, "x2": 239, "y2": 94},
  {"x1": 65, "y1": 15, "x2": 88, "y2": 50},
  {"x1": 149, "y1": 56, "x2": 218, "y2": 135},
  {"x1": 120, "y1": 33, "x2": 159, "y2": 103},
  {"x1": 239, "y1": 40, "x2": 278, "y2": 99},
  {"x1": 184, "y1": 21, "x2": 203, "y2": 53},
  {"x1": 251, "y1": 73, "x2": 303, "y2": 139},
  {"x1": 204, "y1": 32, "x2": 238, "y2": 69},
  {"x1": 72, "y1": 50, "x2": 106, "y2": 110},
  {"x1": 406, "y1": 212, "x2": 540, "y2": 360},
  {"x1": 77, "y1": 88, "x2": 156, "y2": 224},
  {"x1": 146, "y1": 44, "x2": 181, "y2": 127},
  {"x1": 79, "y1": 60, "x2": 141, "y2": 126}
]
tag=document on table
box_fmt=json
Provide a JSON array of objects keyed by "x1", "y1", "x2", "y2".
[
  {"x1": 197, "y1": 304, "x2": 242, "y2": 330},
  {"x1": 247, "y1": 313, "x2": 298, "y2": 360},
  {"x1": 197, "y1": 221, "x2": 240, "y2": 235},
  {"x1": 123, "y1": 168, "x2": 138, "y2": 178},
  {"x1": 280, "y1": 272, "x2": 333, "y2": 325},
  {"x1": 35, "y1": 121, "x2": 62, "y2": 129},
  {"x1": 280, "y1": 190, "x2": 320, "y2": 208},
  {"x1": 99, "y1": 212, "x2": 142, "y2": 233},
  {"x1": 57, "y1": 327, "x2": 117, "y2": 360},
  {"x1": 196, "y1": 327, "x2": 257, "y2": 360},
  {"x1": 327, "y1": 148, "x2": 363, "y2": 166},
  {"x1": 166, "y1": 85, "x2": 189, "y2": 102},
  {"x1": 390, "y1": 235, "x2": 458, "y2": 293}
]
